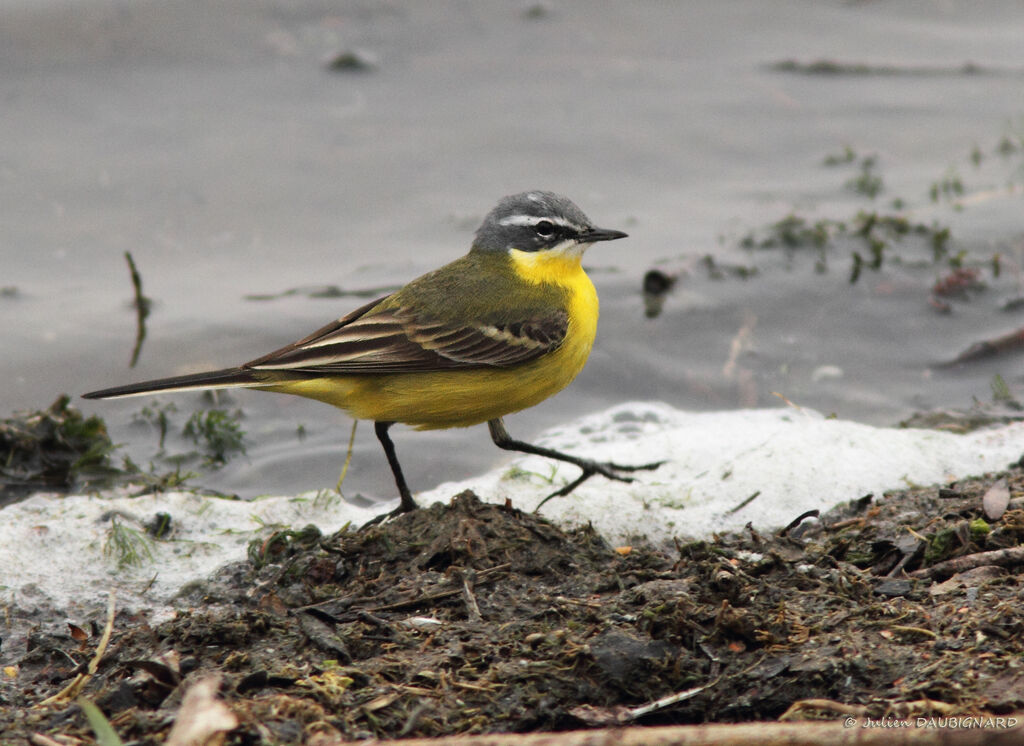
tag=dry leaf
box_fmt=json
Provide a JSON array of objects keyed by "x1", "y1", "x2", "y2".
[
  {"x1": 568, "y1": 703, "x2": 630, "y2": 726},
  {"x1": 929, "y1": 565, "x2": 1004, "y2": 596},
  {"x1": 165, "y1": 675, "x2": 238, "y2": 746},
  {"x1": 982, "y1": 479, "x2": 1010, "y2": 521},
  {"x1": 362, "y1": 692, "x2": 399, "y2": 712}
]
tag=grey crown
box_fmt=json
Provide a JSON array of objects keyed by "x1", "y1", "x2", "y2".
[{"x1": 472, "y1": 191, "x2": 595, "y2": 253}]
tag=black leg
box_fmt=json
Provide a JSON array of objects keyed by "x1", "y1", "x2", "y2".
[
  {"x1": 362, "y1": 421, "x2": 419, "y2": 527},
  {"x1": 487, "y1": 417, "x2": 663, "y2": 511}
]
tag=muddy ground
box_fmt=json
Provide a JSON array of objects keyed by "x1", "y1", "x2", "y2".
[{"x1": 3, "y1": 456, "x2": 1024, "y2": 743}]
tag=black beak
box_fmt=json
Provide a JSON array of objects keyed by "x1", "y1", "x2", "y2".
[{"x1": 579, "y1": 226, "x2": 628, "y2": 243}]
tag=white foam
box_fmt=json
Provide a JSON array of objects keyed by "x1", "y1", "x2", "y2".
[
  {"x1": 1, "y1": 402, "x2": 1021, "y2": 620},
  {"x1": 422, "y1": 402, "x2": 1023, "y2": 544},
  {"x1": 0, "y1": 489, "x2": 378, "y2": 619}
]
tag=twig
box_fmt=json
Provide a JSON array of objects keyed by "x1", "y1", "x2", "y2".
[
  {"x1": 88, "y1": 592, "x2": 117, "y2": 676},
  {"x1": 552, "y1": 595, "x2": 602, "y2": 609},
  {"x1": 356, "y1": 610, "x2": 397, "y2": 633},
  {"x1": 943, "y1": 326, "x2": 1024, "y2": 367},
  {"x1": 124, "y1": 251, "x2": 151, "y2": 368},
  {"x1": 771, "y1": 391, "x2": 804, "y2": 411},
  {"x1": 825, "y1": 516, "x2": 865, "y2": 531},
  {"x1": 725, "y1": 490, "x2": 761, "y2": 516},
  {"x1": 627, "y1": 679, "x2": 717, "y2": 720},
  {"x1": 29, "y1": 736, "x2": 66, "y2": 746},
  {"x1": 306, "y1": 717, "x2": 1024, "y2": 745},
  {"x1": 779, "y1": 698, "x2": 866, "y2": 720},
  {"x1": 335, "y1": 419, "x2": 359, "y2": 495},
  {"x1": 398, "y1": 702, "x2": 430, "y2": 738},
  {"x1": 889, "y1": 625, "x2": 938, "y2": 640},
  {"x1": 910, "y1": 546, "x2": 1024, "y2": 580},
  {"x1": 886, "y1": 547, "x2": 919, "y2": 578},
  {"x1": 722, "y1": 311, "x2": 757, "y2": 379},
  {"x1": 454, "y1": 568, "x2": 483, "y2": 623},
  {"x1": 779, "y1": 509, "x2": 819, "y2": 535},
  {"x1": 37, "y1": 591, "x2": 117, "y2": 707}
]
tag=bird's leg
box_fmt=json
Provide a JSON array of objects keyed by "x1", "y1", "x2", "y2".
[
  {"x1": 362, "y1": 421, "x2": 419, "y2": 528},
  {"x1": 487, "y1": 417, "x2": 663, "y2": 511}
]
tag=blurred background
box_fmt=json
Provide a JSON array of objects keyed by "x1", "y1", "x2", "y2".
[{"x1": 3, "y1": 0, "x2": 1023, "y2": 501}]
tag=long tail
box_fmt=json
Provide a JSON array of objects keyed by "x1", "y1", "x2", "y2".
[{"x1": 82, "y1": 367, "x2": 262, "y2": 400}]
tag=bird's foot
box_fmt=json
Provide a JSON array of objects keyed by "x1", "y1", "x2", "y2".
[
  {"x1": 359, "y1": 495, "x2": 419, "y2": 530},
  {"x1": 534, "y1": 458, "x2": 664, "y2": 512}
]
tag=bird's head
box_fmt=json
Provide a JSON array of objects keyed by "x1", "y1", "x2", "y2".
[{"x1": 472, "y1": 191, "x2": 627, "y2": 259}]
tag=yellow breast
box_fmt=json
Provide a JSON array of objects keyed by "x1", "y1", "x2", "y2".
[{"x1": 506, "y1": 248, "x2": 599, "y2": 380}]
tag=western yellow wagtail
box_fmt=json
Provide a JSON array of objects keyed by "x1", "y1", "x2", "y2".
[{"x1": 84, "y1": 191, "x2": 661, "y2": 520}]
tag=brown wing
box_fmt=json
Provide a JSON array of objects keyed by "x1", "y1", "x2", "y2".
[{"x1": 243, "y1": 294, "x2": 567, "y2": 375}]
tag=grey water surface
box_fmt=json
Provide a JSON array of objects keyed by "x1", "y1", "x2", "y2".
[{"x1": 3, "y1": 0, "x2": 1023, "y2": 501}]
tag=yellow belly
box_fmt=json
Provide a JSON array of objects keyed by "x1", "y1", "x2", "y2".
[{"x1": 261, "y1": 254, "x2": 599, "y2": 429}]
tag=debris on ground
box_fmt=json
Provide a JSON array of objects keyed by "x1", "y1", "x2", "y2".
[
  {"x1": 2, "y1": 464, "x2": 1024, "y2": 743},
  {"x1": 0, "y1": 396, "x2": 118, "y2": 507}
]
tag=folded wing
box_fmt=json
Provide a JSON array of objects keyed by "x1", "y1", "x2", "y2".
[{"x1": 244, "y1": 295, "x2": 567, "y2": 374}]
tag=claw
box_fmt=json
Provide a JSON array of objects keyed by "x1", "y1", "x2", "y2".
[
  {"x1": 360, "y1": 501, "x2": 415, "y2": 530},
  {"x1": 487, "y1": 417, "x2": 666, "y2": 514},
  {"x1": 605, "y1": 460, "x2": 666, "y2": 473},
  {"x1": 534, "y1": 458, "x2": 665, "y2": 512}
]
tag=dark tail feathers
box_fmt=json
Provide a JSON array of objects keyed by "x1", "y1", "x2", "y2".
[{"x1": 83, "y1": 367, "x2": 259, "y2": 400}]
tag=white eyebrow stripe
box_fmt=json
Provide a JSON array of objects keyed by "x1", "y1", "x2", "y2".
[{"x1": 497, "y1": 214, "x2": 580, "y2": 229}]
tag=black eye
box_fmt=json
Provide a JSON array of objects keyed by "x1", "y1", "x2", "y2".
[{"x1": 534, "y1": 220, "x2": 555, "y2": 238}]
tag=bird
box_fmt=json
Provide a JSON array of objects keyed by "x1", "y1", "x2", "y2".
[{"x1": 83, "y1": 191, "x2": 662, "y2": 520}]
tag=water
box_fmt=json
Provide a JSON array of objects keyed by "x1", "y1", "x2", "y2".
[{"x1": 3, "y1": 0, "x2": 1023, "y2": 501}]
